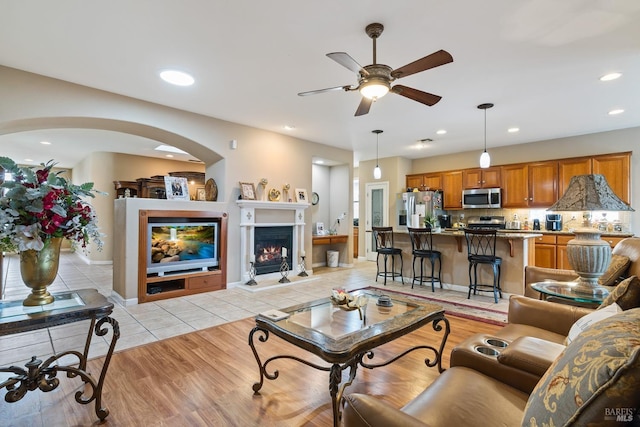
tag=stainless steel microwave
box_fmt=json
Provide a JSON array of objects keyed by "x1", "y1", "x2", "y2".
[{"x1": 462, "y1": 188, "x2": 501, "y2": 209}]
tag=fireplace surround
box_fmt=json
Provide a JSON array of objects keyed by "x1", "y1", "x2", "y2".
[{"x1": 237, "y1": 200, "x2": 309, "y2": 282}]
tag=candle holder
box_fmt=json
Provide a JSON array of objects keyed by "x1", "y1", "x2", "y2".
[
  {"x1": 298, "y1": 255, "x2": 308, "y2": 277},
  {"x1": 279, "y1": 256, "x2": 290, "y2": 283},
  {"x1": 245, "y1": 261, "x2": 257, "y2": 286}
]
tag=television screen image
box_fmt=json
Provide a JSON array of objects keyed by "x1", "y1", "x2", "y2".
[{"x1": 147, "y1": 222, "x2": 219, "y2": 275}]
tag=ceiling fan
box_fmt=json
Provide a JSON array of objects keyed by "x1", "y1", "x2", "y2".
[{"x1": 298, "y1": 23, "x2": 453, "y2": 116}]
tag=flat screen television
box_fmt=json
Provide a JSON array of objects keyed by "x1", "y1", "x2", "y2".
[{"x1": 147, "y1": 221, "x2": 219, "y2": 276}]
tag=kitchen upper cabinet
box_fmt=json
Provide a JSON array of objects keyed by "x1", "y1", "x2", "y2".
[
  {"x1": 501, "y1": 164, "x2": 529, "y2": 208},
  {"x1": 406, "y1": 174, "x2": 424, "y2": 190},
  {"x1": 501, "y1": 161, "x2": 557, "y2": 208},
  {"x1": 462, "y1": 167, "x2": 501, "y2": 189},
  {"x1": 529, "y1": 161, "x2": 558, "y2": 207},
  {"x1": 558, "y1": 152, "x2": 630, "y2": 204},
  {"x1": 423, "y1": 172, "x2": 443, "y2": 190},
  {"x1": 593, "y1": 153, "x2": 630, "y2": 204},
  {"x1": 558, "y1": 157, "x2": 591, "y2": 197},
  {"x1": 442, "y1": 170, "x2": 463, "y2": 209}
]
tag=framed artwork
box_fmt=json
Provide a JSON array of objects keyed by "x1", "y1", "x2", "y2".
[
  {"x1": 164, "y1": 176, "x2": 190, "y2": 200},
  {"x1": 240, "y1": 182, "x2": 256, "y2": 200},
  {"x1": 196, "y1": 187, "x2": 206, "y2": 201},
  {"x1": 295, "y1": 188, "x2": 308, "y2": 203}
]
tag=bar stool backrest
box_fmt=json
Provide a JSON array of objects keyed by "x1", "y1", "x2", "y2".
[
  {"x1": 407, "y1": 227, "x2": 435, "y2": 253},
  {"x1": 372, "y1": 227, "x2": 395, "y2": 251},
  {"x1": 464, "y1": 228, "x2": 498, "y2": 259}
]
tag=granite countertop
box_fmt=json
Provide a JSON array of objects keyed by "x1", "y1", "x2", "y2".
[
  {"x1": 497, "y1": 229, "x2": 634, "y2": 237},
  {"x1": 394, "y1": 229, "x2": 542, "y2": 239}
]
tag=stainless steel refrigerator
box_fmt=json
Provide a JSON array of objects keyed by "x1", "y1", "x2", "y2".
[{"x1": 397, "y1": 190, "x2": 444, "y2": 229}]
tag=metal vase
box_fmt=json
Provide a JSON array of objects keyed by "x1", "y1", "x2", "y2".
[{"x1": 20, "y1": 237, "x2": 63, "y2": 306}]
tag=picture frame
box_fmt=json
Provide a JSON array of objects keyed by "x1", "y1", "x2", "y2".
[
  {"x1": 295, "y1": 188, "x2": 308, "y2": 203},
  {"x1": 164, "y1": 176, "x2": 190, "y2": 200},
  {"x1": 196, "y1": 187, "x2": 206, "y2": 201},
  {"x1": 239, "y1": 182, "x2": 256, "y2": 200}
]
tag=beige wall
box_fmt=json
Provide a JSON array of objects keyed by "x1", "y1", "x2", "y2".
[{"x1": 0, "y1": 66, "x2": 353, "y2": 285}]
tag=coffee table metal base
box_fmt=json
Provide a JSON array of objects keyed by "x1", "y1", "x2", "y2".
[{"x1": 249, "y1": 313, "x2": 450, "y2": 427}]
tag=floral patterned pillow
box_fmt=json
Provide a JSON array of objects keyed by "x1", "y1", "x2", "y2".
[
  {"x1": 523, "y1": 308, "x2": 640, "y2": 426},
  {"x1": 598, "y1": 275, "x2": 640, "y2": 311}
]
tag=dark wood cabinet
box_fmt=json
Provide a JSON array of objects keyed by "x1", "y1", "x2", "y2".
[{"x1": 113, "y1": 180, "x2": 138, "y2": 198}]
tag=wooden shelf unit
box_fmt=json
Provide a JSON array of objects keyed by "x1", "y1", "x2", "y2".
[{"x1": 138, "y1": 209, "x2": 227, "y2": 303}]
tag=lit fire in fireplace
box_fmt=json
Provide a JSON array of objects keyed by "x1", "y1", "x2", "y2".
[{"x1": 257, "y1": 245, "x2": 283, "y2": 264}]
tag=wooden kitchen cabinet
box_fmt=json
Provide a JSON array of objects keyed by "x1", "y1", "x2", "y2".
[
  {"x1": 558, "y1": 157, "x2": 591, "y2": 198},
  {"x1": 593, "y1": 153, "x2": 630, "y2": 204},
  {"x1": 553, "y1": 234, "x2": 626, "y2": 270},
  {"x1": 423, "y1": 172, "x2": 443, "y2": 190},
  {"x1": 501, "y1": 161, "x2": 557, "y2": 208},
  {"x1": 406, "y1": 174, "x2": 424, "y2": 190},
  {"x1": 558, "y1": 152, "x2": 630, "y2": 204},
  {"x1": 462, "y1": 167, "x2": 501, "y2": 189},
  {"x1": 442, "y1": 170, "x2": 463, "y2": 209},
  {"x1": 534, "y1": 234, "x2": 557, "y2": 268}
]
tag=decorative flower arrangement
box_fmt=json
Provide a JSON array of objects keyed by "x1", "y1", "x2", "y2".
[
  {"x1": 331, "y1": 288, "x2": 368, "y2": 309},
  {"x1": 0, "y1": 157, "x2": 104, "y2": 253}
]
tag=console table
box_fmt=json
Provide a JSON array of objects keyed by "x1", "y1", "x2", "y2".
[{"x1": 0, "y1": 289, "x2": 120, "y2": 421}]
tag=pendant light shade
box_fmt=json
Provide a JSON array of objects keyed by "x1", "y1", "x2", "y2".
[
  {"x1": 478, "y1": 103, "x2": 494, "y2": 169},
  {"x1": 372, "y1": 129, "x2": 383, "y2": 179}
]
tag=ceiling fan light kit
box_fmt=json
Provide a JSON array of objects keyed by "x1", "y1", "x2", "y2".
[
  {"x1": 299, "y1": 23, "x2": 453, "y2": 116},
  {"x1": 478, "y1": 103, "x2": 494, "y2": 169}
]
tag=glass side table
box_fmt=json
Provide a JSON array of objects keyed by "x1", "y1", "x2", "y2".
[
  {"x1": 531, "y1": 281, "x2": 605, "y2": 307},
  {"x1": 0, "y1": 288, "x2": 120, "y2": 421}
]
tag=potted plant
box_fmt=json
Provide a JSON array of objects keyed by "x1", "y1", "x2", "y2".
[{"x1": 0, "y1": 157, "x2": 104, "y2": 305}]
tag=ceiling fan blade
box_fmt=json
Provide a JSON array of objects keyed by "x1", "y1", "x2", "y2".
[
  {"x1": 298, "y1": 85, "x2": 351, "y2": 96},
  {"x1": 391, "y1": 85, "x2": 442, "y2": 106},
  {"x1": 327, "y1": 52, "x2": 368, "y2": 75},
  {"x1": 354, "y1": 97, "x2": 373, "y2": 116},
  {"x1": 391, "y1": 50, "x2": 453, "y2": 79}
]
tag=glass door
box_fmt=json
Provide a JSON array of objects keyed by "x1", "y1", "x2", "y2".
[{"x1": 365, "y1": 182, "x2": 389, "y2": 261}]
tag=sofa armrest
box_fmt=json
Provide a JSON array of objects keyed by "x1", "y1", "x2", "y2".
[
  {"x1": 343, "y1": 393, "x2": 430, "y2": 427},
  {"x1": 524, "y1": 266, "x2": 579, "y2": 298},
  {"x1": 497, "y1": 336, "x2": 565, "y2": 376},
  {"x1": 507, "y1": 295, "x2": 593, "y2": 336}
]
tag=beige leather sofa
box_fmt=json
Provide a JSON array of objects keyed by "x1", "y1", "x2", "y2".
[
  {"x1": 343, "y1": 308, "x2": 640, "y2": 427},
  {"x1": 524, "y1": 236, "x2": 640, "y2": 299}
]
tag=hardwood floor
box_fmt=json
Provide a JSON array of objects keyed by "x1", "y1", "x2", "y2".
[{"x1": 4, "y1": 314, "x2": 501, "y2": 426}]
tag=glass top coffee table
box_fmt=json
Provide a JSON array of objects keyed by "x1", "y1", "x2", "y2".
[
  {"x1": 248, "y1": 289, "x2": 449, "y2": 426},
  {"x1": 531, "y1": 281, "x2": 607, "y2": 306}
]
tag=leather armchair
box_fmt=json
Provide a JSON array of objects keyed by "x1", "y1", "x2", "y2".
[
  {"x1": 343, "y1": 308, "x2": 640, "y2": 427},
  {"x1": 525, "y1": 236, "x2": 640, "y2": 299}
]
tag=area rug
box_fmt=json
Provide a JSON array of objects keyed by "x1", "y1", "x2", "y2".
[{"x1": 363, "y1": 286, "x2": 508, "y2": 326}]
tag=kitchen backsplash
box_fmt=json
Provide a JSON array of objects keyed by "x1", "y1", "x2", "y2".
[{"x1": 443, "y1": 208, "x2": 633, "y2": 234}]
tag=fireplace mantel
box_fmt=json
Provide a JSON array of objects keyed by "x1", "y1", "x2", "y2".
[{"x1": 236, "y1": 200, "x2": 310, "y2": 282}]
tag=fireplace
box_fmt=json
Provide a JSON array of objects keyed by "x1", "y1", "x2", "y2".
[{"x1": 254, "y1": 226, "x2": 293, "y2": 275}]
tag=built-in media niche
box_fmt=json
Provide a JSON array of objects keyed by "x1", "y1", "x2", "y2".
[{"x1": 138, "y1": 210, "x2": 227, "y2": 303}]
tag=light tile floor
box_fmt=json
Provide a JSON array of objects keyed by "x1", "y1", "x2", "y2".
[{"x1": 0, "y1": 252, "x2": 509, "y2": 381}]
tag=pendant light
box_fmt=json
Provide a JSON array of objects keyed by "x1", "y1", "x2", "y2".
[
  {"x1": 372, "y1": 130, "x2": 383, "y2": 179},
  {"x1": 478, "y1": 103, "x2": 494, "y2": 168}
]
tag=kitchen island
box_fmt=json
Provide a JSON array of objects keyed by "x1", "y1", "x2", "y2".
[{"x1": 390, "y1": 229, "x2": 541, "y2": 296}]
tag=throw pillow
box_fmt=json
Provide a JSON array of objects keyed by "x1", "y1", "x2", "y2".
[
  {"x1": 598, "y1": 275, "x2": 640, "y2": 311},
  {"x1": 523, "y1": 308, "x2": 640, "y2": 427},
  {"x1": 597, "y1": 254, "x2": 630, "y2": 286},
  {"x1": 565, "y1": 302, "x2": 620, "y2": 345}
]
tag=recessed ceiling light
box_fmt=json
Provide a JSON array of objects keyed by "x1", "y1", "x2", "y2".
[
  {"x1": 436, "y1": 129, "x2": 447, "y2": 135},
  {"x1": 24, "y1": 158, "x2": 33, "y2": 162},
  {"x1": 166, "y1": 154, "x2": 174, "y2": 158},
  {"x1": 508, "y1": 127, "x2": 520, "y2": 133},
  {"x1": 283, "y1": 125, "x2": 296, "y2": 131},
  {"x1": 315, "y1": 160, "x2": 324, "y2": 164},
  {"x1": 600, "y1": 72, "x2": 622, "y2": 81},
  {"x1": 154, "y1": 144, "x2": 188, "y2": 154},
  {"x1": 159, "y1": 70, "x2": 195, "y2": 86},
  {"x1": 608, "y1": 109, "x2": 624, "y2": 115},
  {"x1": 40, "y1": 141, "x2": 51, "y2": 145}
]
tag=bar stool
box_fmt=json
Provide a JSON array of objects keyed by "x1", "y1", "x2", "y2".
[
  {"x1": 464, "y1": 228, "x2": 502, "y2": 303},
  {"x1": 372, "y1": 226, "x2": 404, "y2": 285},
  {"x1": 407, "y1": 227, "x2": 442, "y2": 291}
]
